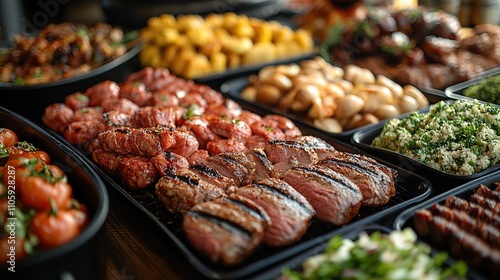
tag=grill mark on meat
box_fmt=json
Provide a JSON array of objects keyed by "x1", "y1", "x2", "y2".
[
  {"x1": 265, "y1": 140, "x2": 318, "y2": 165},
  {"x1": 293, "y1": 166, "x2": 360, "y2": 195},
  {"x1": 191, "y1": 164, "x2": 223, "y2": 180},
  {"x1": 190, "y1": 164, "x2": 237, "y2": 194},
  {"x1": 445, "y1": 196, "x2": 500, "y2": 228},
  {"x1": 321, "y1": 158, "x2": 379, "y2": 178},
  {"x1": 170, "y1": 173, "x2": 200, "y2": 187},
  {"x1": 475, "y1": 185, "x2": 500, "y2": 202},
  {"x1": 186, "y1": 211, "x2": 251, "y2": 239},
  {"x1": 253, "y1": 181, "x2": 314, "y2": 216},
  {"x1": 430, "y1": 204, "x2": 500, "y2": 247},
  {"x1": 222, "y1": 196, "x2": 269, "y2": 222},
  {"x1": 470, "y1": 194, "x2": 500, "y2": 214}
]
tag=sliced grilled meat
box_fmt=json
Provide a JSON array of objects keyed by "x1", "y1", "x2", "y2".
[
  {"x1": 318, "y1": 152, "x2": 396, "y2": 207},
  {"x1": 246, "y1": 148, "x2": 277, "y2": 181},
  {"x1": 155, "y1": 169, "x2": 226, "y2": 214},
  {"x1": 182, "y1": 194, "x2": 269, "y2": 266},
  {"x1": 150, "y1": 151, "x2": 189, "y2": 177},
  {"x1": 98, "y1": 127, "x2": 175, "y2": 157},
  {"x1": 293, "y1": 136, "x2": 336, "y2": 160},
  {"x1": 273, "y1": 156, "x2": 299, "y2": 176},
  {"x1": 180, "y1": 116, "x2": 219, "y2": 149},
  {"x1": 190, "y1": 164, "x2": 238, "y2": 194},
  {"x1": 281, "y1": 165, "x2": 362, "y2": 225},
  {"x1": 265, "y1": 140, "x2": 319, "y2": 166},
  {"x1": 187, "y1": 149, "x2": 209, "y2": 165},
  {"x1": 119, "y1": 81, "x2": 151, "y2": 107},
  {"x1": 236, "y1": 178, "x2": 315, "y2": 246},
  {"x1": 85, "y1": 80, "x2": 120, "y2": 107},
  {"x1": 204, "y1": 152, "x2": 255, "y2": 187}
]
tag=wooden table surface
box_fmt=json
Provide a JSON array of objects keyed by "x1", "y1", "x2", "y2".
[{"x1": 103, "y1": 185, "x2": 206, "y2": 280}]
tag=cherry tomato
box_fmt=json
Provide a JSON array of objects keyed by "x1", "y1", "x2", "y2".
[
  {"x1": 0, "y1": 238, "x2": 27, "y2": 263},
  {"x1": 21, "y1": 177, "x2": 72, "y2": 212},
  {"x1": 9, "y1": 150, "x2": 50, "y2": 165},
  {"x1": 0, "y1": 128, "x2": 18, "y2": 147},
  {"x1": 47, "y1": 165, "x2": 65, "y2": 179},
  {"x1": 67, "y1": 208, "x2": 89, "y2": 232},
  {"x1": 29, "y1": 209, "x2": 79, "y2": 249}
]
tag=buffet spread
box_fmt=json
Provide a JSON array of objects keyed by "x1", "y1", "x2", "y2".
[{"x1": 0, "y1": 0, "x2": 499, "y2": 279}]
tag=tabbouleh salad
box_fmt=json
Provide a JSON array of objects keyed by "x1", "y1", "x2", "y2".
[{"x1": 371, "y1": 100, "x2": 500, "y2": 175}]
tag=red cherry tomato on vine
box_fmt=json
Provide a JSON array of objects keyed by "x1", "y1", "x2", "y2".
[
  {"x1": 21, "y1": 177, "x2": 72, "y2": 212},
  {"x1": 9, "y1": 150, "x2": 51, "y2": 165},
  {"x1": 0, "y1": 128, "x2": 18, "y2": 147},
  {"x1": 29, "y1": 209, "x2": 79, "y2": 249}
]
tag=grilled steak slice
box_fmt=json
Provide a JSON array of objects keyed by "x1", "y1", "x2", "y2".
[
  {"x1": 150, "y1": 151, "x2": 189, "y2": 176},
  {"x1": 318, "y1": 152, "x2": 396, "y2": 207},
  {"x1": 265, "y1": 140, "x2": 319, "y2": 166},
  {"x1": 155, "y1": 169, "x2": 226, "y2": 214},
  {"x1": 236, "y1": 178, "x2": 315, "y2": 246},
  {"x1": 281, "y1": 165, "x2": 362, "y2": 225},
  {"x1": 204, "y1": 152, "x2": 255, "y2": 187},
  {"x1": 119, "y1": 155, "x2": 159, "y2": 190},
  {"x1": 182, "y1": 194, "x2": 269, "y2": 266},
  {"x1": 273, "y1": 155, "x2": 299, "y2": 176},
  {"x1": 190, "y1": 164, "x2": 238, "y2": 194},
  {"x1": 293, "y1": 136, "x2": 336, "y2": 160},
  {"x1": 98, "y1": 127, "x2": 175, "y2": 158},
  {"x1": 187, "y1": 149, "x2": 209, "y2": 165},
  {"x1": 246, "y1": 148, "x2": 277, "y2": 181}
]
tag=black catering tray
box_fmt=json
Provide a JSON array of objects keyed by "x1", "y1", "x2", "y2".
[
  {"x1": 45, "y1": 124, "x2": 432, "y2": 279},
  {"x1": 393, "y1": 172, "x2": 500, "y2": 280},
  {"x1": 220, "y1": 76, "x2": 448, "y2": 142},
  {"x1": 445, "y1": 66, "x2": 500, "y2": 107}
]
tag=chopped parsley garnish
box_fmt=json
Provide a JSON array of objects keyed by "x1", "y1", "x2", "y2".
[{"x1": 182, "y1": 104, "x2": 199, "y2": 120}]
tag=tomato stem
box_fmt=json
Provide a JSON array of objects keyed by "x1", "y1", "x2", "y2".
[{"x1": 49, "y1": 198, "x2": 58, "y2": 216}]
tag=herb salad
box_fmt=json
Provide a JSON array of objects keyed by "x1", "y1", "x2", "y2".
[
  {"x1": 282, "y1": 228, "x2": 467, "y2": 280},
  {"x1": 371, "y1": 100, "x2": 500, "y2": 175}
]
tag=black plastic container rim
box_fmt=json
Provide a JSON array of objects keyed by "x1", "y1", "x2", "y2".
[{"x1": 0, "y1": 106, "x2": 109, "y2": 268}]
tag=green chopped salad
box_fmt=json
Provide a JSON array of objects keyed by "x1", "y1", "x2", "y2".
[
  {"x1": 371, "y1": 100, "x2": 500, "y2": 175},
  {"x1": 282, "y1": 228, "x2": 467, "y2": 280},
  {"x1": 463, "y1": 74, "x2": 500, "y2": 105}
]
